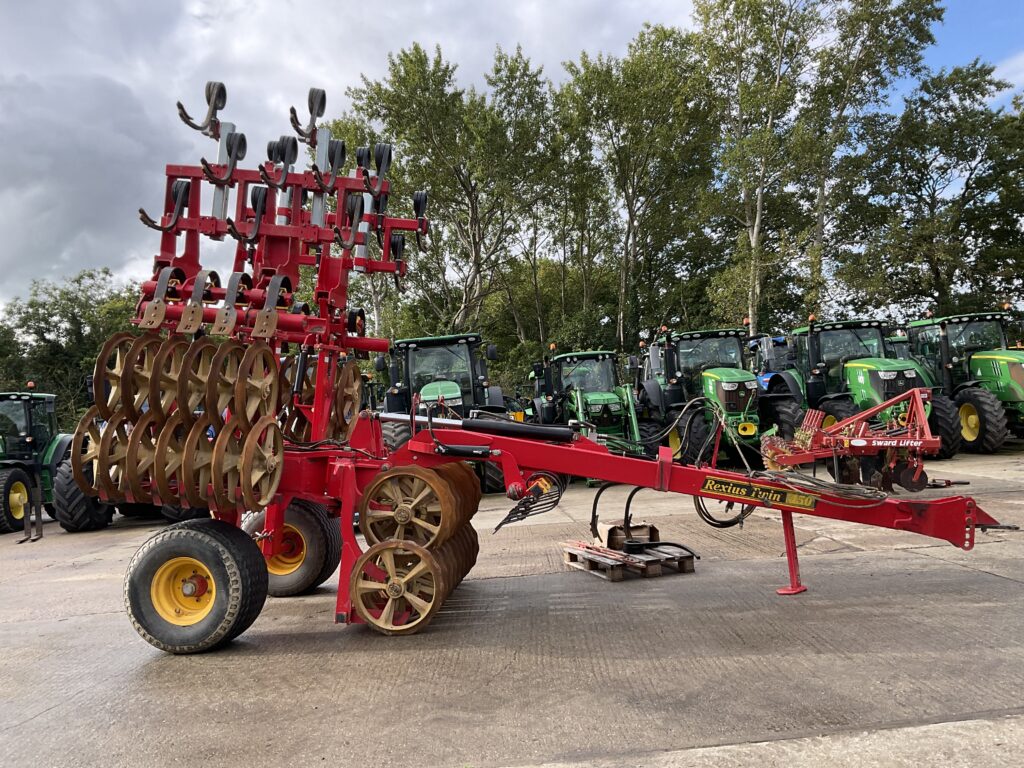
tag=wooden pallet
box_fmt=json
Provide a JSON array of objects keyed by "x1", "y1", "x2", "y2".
[{"x1": 561, "y1": 541, "x2": 696, "y2": 582}]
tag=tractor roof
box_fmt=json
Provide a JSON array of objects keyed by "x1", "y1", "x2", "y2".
[
  {"x1": 393, "y1": 333, "x2": 482, "y2": 349},
  {"x1": 671, "y1": 328, "x2": 747, "y2": 342},
  {"x1": 907, "y1": 312, "x2": 1011, "y2": 328},
  {"x1": 551, "y1": 350, "x2": 615, "y2": 362},
  {"x1": 792, "y1": 319, "x2": 884, "y2": 334}
]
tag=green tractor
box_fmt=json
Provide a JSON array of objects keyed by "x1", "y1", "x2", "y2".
[
  {"x1": 763, "y1": 318, "x2": 961, "y2": 459},
  {"x1": 0, "y1": 390, "x2": 71, "y2": 533},
  {"x1": 638, "y1": 328, "x2": 803, "y2": 466},
  {"x1": 531, "y1": 349, "x2": 655, "y2": 454},
  {"x1": 906, "y1": 311, "x2": 1024, "y2": 452},
  {"x1": 375, "y1": 332, "x2": 511, "y2": 489},
  {"x1": 886, "y1": 332, "x2": 911, "y2": 360}
]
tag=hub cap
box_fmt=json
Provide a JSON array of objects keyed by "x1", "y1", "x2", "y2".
[
  {"x1": 8, "y1": 481, "x2": 28, "y2": 521},
  {"x1": 150, "y1": 557, "x2": 216, "y2": 626},
  {"x1": 263, "y1": 524, "x2": 306, "y2": 576},
  {"x1": 959, "y1": 403, "x2": 980, "y2": 441}
]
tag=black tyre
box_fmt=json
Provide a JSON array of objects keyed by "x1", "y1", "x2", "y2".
[
  {"x1": 637, "y1": 419, "x2": 663, "y2": 457},
  {"x1": 818, "y1": 398, "x2": 859, "y2": 428},
  {"x1": 677, "y1": 408, "x2": 713, "y2": 465},
  {"x1": 764, "y1": 397, "x2": 803, "y2": 441},
  {"x1": 242, "y1": 499, "x2": 340, "y2": 597},
  {"x1": 161, "y1": 505, "x2": 211, "y2": 523},
  {"x1": 117, "y1": 503, "x2": 165, "y2": 520},
  {"x1": 955, "y1": 387, "x2": 1009, "y2": 453},
  {"x1": 124, "y1": 518, "x2": 268, "y2": 654},
  {"x1": 479, "y1": 461, "x2": 506, "y2": 494},
  {"x1": 54, "y1": 459, "x2": 112, "y2": 532},
  {"x1": 928, "y1": 394, "x2": 962, "y2": 459},
  {"x1": 381, "y1": 420, "x2": 411, "y2": 451},
  {"x1": 0, "y1": 467, "x2": 33, "y2": 534},
  {"x1": 44, "y1": 503, "x2": 57, "y2": 520}
]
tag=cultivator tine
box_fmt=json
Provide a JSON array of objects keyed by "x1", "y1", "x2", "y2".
[
  {"x1": 289, "y1": 87, "x2": 326, "y2": 143},
  {"x1": 259, "y1": 136, "x2": 299, "y2": 190},
  {"x1": 226, "y1": 186, "x2": 268, "y2": 244},
  {"x1": 177, "y1": 81, "x2": 227, "y2": 137},
  {"x1": 333, "y1": 193, "x2": 364, "y2": 250},
  {"x1": 139, "y1": 179, "x2": 191, "y2": 233},
  {"x1": 201, "y1": 130, "x2": 247, "y2": 186}
]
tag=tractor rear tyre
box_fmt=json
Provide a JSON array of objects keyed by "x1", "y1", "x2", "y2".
[
  {"x1": 677, "y1": 409, "x2": 713, "y2": 466},
  {"x1": 54, "y1": 458, "x2": 112, "y2": 532},
  {"x1": 928, "y1": 394, "x2": 962, "y2": 459},
  {"x1": 161, "y1": 505, "x2": 210, "y2": 524},
  {"x1": 955, "y1": 388, "x2": 1009, "y2": 453},
  {"x1": 242, "y1": 499, "x2": 340, "y2": 597},
  {"x1": 479, "y1": 461, "x2": 506, "y2": 494},
  {"x1": 766, "y1": 398, "x2": 803, "y2": 441},
  {"x1": 124, "y1": 518, "x2": 268, "y2": 654},
  {"x1": 381, "y1": 420, "x2": 412, "y2": 451},
  {"x1": 637, "y1": 419, "x2": 663, "y2": 457},
  {"x1": 818, "y1": 398, "x2": 859, "y2": 428},
  {"x1": 0, "y1": 467, "x2": 33, "y2": 534}
]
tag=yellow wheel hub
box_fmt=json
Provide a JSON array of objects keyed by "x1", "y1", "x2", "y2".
[
  {"x1": 822, "y1": 415, "x2": 837, "y2": 429},
  {"x1": 959, "y1": 403, "x2": 980, "y2": 441},
  {"x1": 263, "y1": 524, "x2": 306, "y2": 576},
  {"x1": 8, "y1": 481, "x2": 28, "y2": 521},
  {"x1": 150, "y1": 556, "x2": 216, "y2": 626}
]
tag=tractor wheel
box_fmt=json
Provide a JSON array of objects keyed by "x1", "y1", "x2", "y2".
[
  {"x1": 117, "y1": 503, "x2": 165, "y2": 520},
  {"x1": 381, "y1": 420, "x2": 412, "y2": 451},
  {"x1": 928, "y1": 394, "x2": 962, "y2": 460},
  {"x1": 54, "y1": 458, "x2": 112, "y2": 532},
  {"x1": 161, "y1": 505, "x2": 210, "y2": 523},
  {"x1": 637, "y1": 419, "x2": 663, "y2": 457},
  {"x1": 955, "y1": 388, "x2": 1009, "y2": 453},
  {"x1": 242, "y1": 499, "x2": 340, "y2": 597},
  {"x1": 124, "y1": 518, "x2": 268, "y2": 654},
  {"x1": 766, "y1": 398, "x2": 803, "y2": 441},
  {"x1": 479, "y1": 461, "x2": 506, "y2": 494},
  {"x1": 818, "y1": 398, "x2": 859, "y2": 428},
  {"x1": 0, "y1": 467, "x2": 33, "y2": 534},
  {"x1": 677, "y1": 409, "x2": 713, "y2": 466},
  {"x1": 44, "y1": 503, "x2": 57, "y2": 520}
]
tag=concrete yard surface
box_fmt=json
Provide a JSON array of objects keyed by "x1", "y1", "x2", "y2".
[{"x1": 1, "y1": 444, "x2": 1022, "y2": 767}]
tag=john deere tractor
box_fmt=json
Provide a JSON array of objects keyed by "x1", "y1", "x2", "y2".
[
  {"x1": 638, "y1": 328, "x2": 803, "y2": 466},
  {"x1": 763, "y1": 318, "x2": 960, "y2": 459},
  {"x1": 376, "y1": 332, "x2": 511, "y2": 489},
  {"x1": 907, "y1": 312, "x2": 1024, "y2": 452},
  {"x1": 0, "y1": 390, "x2": 71, "y2": 533},
  {"x1": 531, "y1": 349, "x2": 654, "y2": 454}
]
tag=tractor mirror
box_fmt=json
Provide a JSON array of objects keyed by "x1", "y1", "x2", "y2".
[
  {"x1": 374, "y1": 354, "x2": 387, "y2": 373},
  {"x1": 46, "y1": 399, "x2": 56, "y2": 415},
  {"x1": 626, "y1": 355, "x2": 639, "y2": 373},
  {"x1": 485, "y1": 343, "x2": 498, "y2": 361},
  {"x1": 532, "y1": 362, "x2": 544, "y2": 379}
]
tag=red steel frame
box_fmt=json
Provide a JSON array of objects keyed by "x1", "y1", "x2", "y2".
[{"x1": 123, "y1": 90, "x2": 1003, "y2": 632}]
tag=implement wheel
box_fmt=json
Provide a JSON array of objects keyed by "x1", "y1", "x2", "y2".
[
  {"x1": 243, "y1": 500, "x2": 340, "y2": 596},
  {"x1": 955, "y1": 388, "x2": 1009, "y2": 454},
  {"x1": 358, "y1": 466, "x2": 458, "y2": 548},
  {"x1": 350, "y1": 540, "x2": 445, "y2": 635},
  {"x1": 0, "y1": 467, "x2": 32, "y2": 534},
  {"x1": 124, "y1": 519, "x2": 268, "y2": 654}
]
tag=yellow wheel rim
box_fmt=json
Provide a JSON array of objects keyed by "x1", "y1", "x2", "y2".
[
  {"x1": 150, "y1": 557, "x2": 216, "y2": 626},
  {"x1": 263, "y1": 524, "x2": 306, "y2": 576},
  {"x1": 8, "y1": 481, "x2": 28, "y2": 521},
  {"x1": 959, "y1": 403, "x2": 980, "y2": 441},
  {"x1": 822, "y1": 415, "x2": 837, "y2": 429}
]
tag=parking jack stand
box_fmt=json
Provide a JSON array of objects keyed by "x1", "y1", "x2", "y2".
[{"x1": 777, "y1": 510, "x2": 806, "y2": 595}]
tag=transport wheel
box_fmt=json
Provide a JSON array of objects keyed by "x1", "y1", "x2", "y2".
[
  {"x1": 124, "y1": 518, "x2": 268, "y2": 654},
  {"x1": 243, "y1": 500, "x2": 340, "y2": 596},
  {"x1": 358, "y1": 466, "x2": 457, "y2": 548},
  {"x1": 818, "y1": 398, "x2": 859, "y2": 429},
  {"x1": 0, "y1": 467, "x2": 32, "y2": 534},
  {"x1": 765, "y1": 398, "x2": 803, "y2": 441},
  {"x1": 350, "y1": 540, "x2": 445, "y2": 635},
  {"x1": 955, "y1": 388, "x2": 1008, "y2": 453},
  {"x1": 54, "y1": 459, "x2": 112, "y2": 532},
  {"x1": 381, "y1": 420, "x2": 411, "y2": 451},
  {"x1": 928, "y1": 394, "x2": 962, "y2": 459}
]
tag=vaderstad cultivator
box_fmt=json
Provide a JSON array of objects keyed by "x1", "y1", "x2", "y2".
[{"x1": 76, "y1": 83, "x2": 1004, "y2": 654}]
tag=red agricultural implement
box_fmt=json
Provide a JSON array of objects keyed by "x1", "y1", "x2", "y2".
[{"x1": 72, "y1": 84, "x2": 1003, "y2": 654}]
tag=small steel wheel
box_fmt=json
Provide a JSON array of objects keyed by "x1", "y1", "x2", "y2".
[
  {"x1": 124, "y1": 518, "x2": 268, "y2": 653},
  {"x1": 96, "y1": 409, "x2": 132, "y2": 501},
  {"x1": 210, "y1": 415, "x2": 245, "y2": 512},
  {"x1": 205, "y1": 340, "x2": 244, "y2": 430},
  {"x1": 350, "y1": 540, "x2": 445, "y2": 635},
  {"x1": 176, "y1": 337, "x2": 217, "y2": 430},
  {"x1": 331, "y1": 360, "x2": 362, "y2": 440},
  {"x1": 358, "y1": 466, "x2": 457, "y2": 548},
  {"x1": 154, "y1": 411, "x2": 188, "y2": 505},
  {"x1": 234, "y1": 342, "x2": 280, "y2": 428},
  {"x1": 93, "y1": 332, "x2": 134, "y2": 419},
  {"x1": 120, "y1": 333, "x2": 164, "y2": 421},
  {"x1": 240, "y1": 415, "x2": 284, "y2": 510},
  {"x1": 181, "y1": 414, "x2": 216, "y2": 510},
  {"x1": 148, "y1": 336, "x2": 189, "y2": 422},
  {"x1": 125, "y1": 411, "x2": 160, "y2": 504},
  {"x1": 71, "y1": 405, "x2": 105, "y2": 494}
]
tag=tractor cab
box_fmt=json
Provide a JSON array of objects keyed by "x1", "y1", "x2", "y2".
[
  {"x1": 907, "y1": 312, "x2": 1024, "y2": 447},
  {"x1": 748, "y1": 334, "x2": 791, "y2": 390},
  {"x1": 0, "y1": 392, "x2": 58, "y2": 462},
  {"x1": 886, "y1": 332, "x2": 911, "y2": 360},
  {"x1": 378, "y1": 333, "x2": 504, "y2": 418}
]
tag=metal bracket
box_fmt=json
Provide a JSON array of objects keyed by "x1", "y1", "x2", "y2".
[
  {"x1": 252, "y1": 274, "x2": 288, "y2": 339},
  {"x1": 139, "y1": 266, "x2": 183, "y2": 329},
  {"x1": 175, "y1": 270, "x2": 219, "y2": 334},
  {"x1": 210, "y1": 271, "x2": 251, "y2": 336}
]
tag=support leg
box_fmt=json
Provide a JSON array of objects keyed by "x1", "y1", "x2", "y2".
[
  {"x1": 777, "y1": 509, "x2": 807, "y2": 595},
  {"x1": 335, "y1": 463, "x2": 362, "y2": 624}
]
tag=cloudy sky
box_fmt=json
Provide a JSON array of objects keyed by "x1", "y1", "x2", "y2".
[{"x1": 0, "y1": 0, "x2": 1020, "y2": 307}]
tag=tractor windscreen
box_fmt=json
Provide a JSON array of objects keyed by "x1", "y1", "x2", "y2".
[
  {"x1": 0, "y1": 399, "x2": 26, "y2": 438},
  {"x1": 559, "y1": 358, "x2": 617, "y2": 392},
  {"x1": 948, "y1": 320, "x2": 1006, "y2": 353},
  {"x1": 818, "y1": 327, "x2": 884, "y2": 365},
  {"x1": 677, "y1": 337, "x2": 744, "y2": 372},
  {"x1": 408, "y1": 344, "x2": 473, "y2": 398}
]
